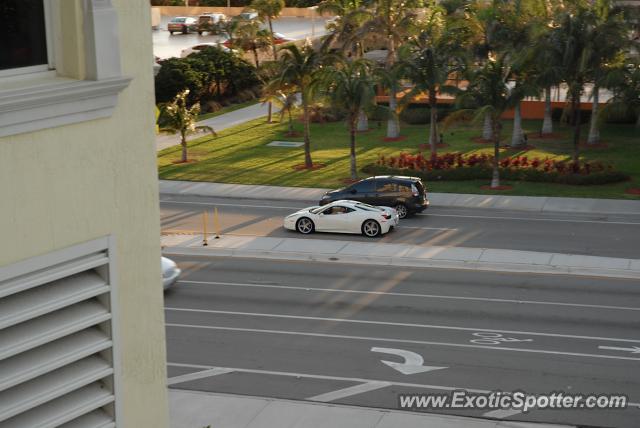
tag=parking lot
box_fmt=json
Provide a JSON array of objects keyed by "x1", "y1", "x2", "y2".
[{"x1": 153, "y1": 15, "x2": 330, "y2": 59}]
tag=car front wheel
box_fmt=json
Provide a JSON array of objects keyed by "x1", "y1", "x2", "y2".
[
  {"x1": 394, "y1": 203, "x2": 408, "y2": 219},
  {"x1": 362, "y1": 220, "x2": 381, "y2": 237},
  {"x1": 296, "y1": 217, "x2": 315, "y2": 234}
]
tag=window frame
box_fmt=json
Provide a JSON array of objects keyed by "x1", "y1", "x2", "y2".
[
  {"x1": 0, "y1": 0, "x2": 131, "y2": 138},
  {"x1": 0, "y1": 0, "x2": 55, "y2": 78}
]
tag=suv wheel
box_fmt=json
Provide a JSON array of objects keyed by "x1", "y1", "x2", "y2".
[
  {"x1": 362, "y1": 220, "x2": 381, "y2": 238},
  {"x1": 395, "y1": 203, "x2": 408, "y2": 219},
  {"x1": 296, "y1": 217, "x2": 314, "y2": 234}
]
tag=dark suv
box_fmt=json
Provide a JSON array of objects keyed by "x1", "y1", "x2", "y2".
[{"x1": 319, "y1": 176, "x2": 429, "y2": 218}]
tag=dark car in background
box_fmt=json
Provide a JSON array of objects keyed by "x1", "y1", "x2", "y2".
[
  {"x1": 319, "y1": 176, "x2": 429, "y2": 218},
  {"x1": 168, "y1": 17, "x2": 197, "y2": 35}
]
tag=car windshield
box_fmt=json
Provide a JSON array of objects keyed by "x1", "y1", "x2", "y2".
[
  {"x1": 309, "y1": 206, "x2": 324, "y2": 214},
  {"x1": 171, "y1": 18, "x2": 186, "y2": 23}
]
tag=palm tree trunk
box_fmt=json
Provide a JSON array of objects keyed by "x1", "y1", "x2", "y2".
[
  {"x1": 541, "y1": 86, "x2": 553, "y2": 134},
  {"x1": 491, "y1": 117, "x2": 500, "y2": 188},
  {"x1": 428, "y1": 92, "x2": 438, "y2": 157},
  {"x1": 482, "y1": 113, "x2": 493, "y2": 140},
  {"x1": 252, "y1": 49, "x2": 260, "y2": 67},
  {"x1": 571, "y1": 92, "x2": 581, "y2": 163},
  {"x1": 303, "y1": 100, "x2": 312, "y2": 168},
  {"x1": 268, "y1": 18, "x2": 277, "y2": 60},
  {"x1": 587, "y1": 86, "x2": 600, "y2": 145},
  {"x1": 288, "y1": 109, "x2": 294, "y2": 135},
  {"x1": 510, "y1": 102, "x2": 524, "y2": 147},
  {"x1": 180, "y1": 131, "x2": 188, "y2": 163},
  {"x1": 350, "y1": 118, "x2": 357, "y2": 180},
  {"x1": 386, "y1": 84, "x2": 400, "y2": 138},
  {"x1": 357, "y1": 110, "x2": 368, "y2": 132}
]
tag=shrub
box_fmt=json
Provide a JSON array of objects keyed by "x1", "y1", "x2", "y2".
[{"x1": 365, "y1": 153, "x2": 629, "y2": 185}]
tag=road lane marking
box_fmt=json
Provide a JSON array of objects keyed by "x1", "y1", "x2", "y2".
[
  {"x1": 598, "y1": 345, "x2": 640, "y2": 354},
  {"x1": 371, "y1": 347, "x2": 447, "y2": 375},
  {"x1": 167, "y1": 367, "x2": 234, "y2": 385},
  {"x1": 165, "y1": 323, "x2": 640, "y2": 361},
  {"x1": 160, "y1": 200, "x2": 640, "y2": 225},
  {"x1": 482, "y1": 408, "x2": 525, "y2": 419},
  {"x1": 470, "y1": 332, "x2": 533, "y2": 345},
  {"x1": 164, "y1": 307, "x2": 640, "y2": 344},
  {"x1": 176, "y1": 280, "x2": 640, "y2": 312},
  {"x1": 167, "y1": 362, "x2": 640, "y2": 410},
  {"x1": 307, "y1": 381, "x2": 392, "y2": 402},
  {"x1": 167, "y1": 362, "x2": 490, "y2": 393}
]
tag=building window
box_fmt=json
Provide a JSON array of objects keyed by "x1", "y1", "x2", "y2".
[{"x1": 0, "y1": 0, "x2": 49, "y2": 75}]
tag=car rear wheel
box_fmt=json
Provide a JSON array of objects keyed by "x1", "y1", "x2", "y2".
[
  {"x1": 296, "y1": 217, "x2": 315, "y2": 234},
  {"x1": 394, "y1": 203, "x2": 408, "y2": 219},
  {"x1": 362, "y1": 220, "x2": 381, "y2": 237},
  {"x1": 169, "y1": 31, "x2": 174, "y2": 35},
  {"x1": 182, "y1": 26, "x2": 188, "y2": 34}
]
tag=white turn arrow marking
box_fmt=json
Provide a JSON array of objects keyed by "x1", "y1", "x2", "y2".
[
  {"x1": 598, "y1": 345, "x2": 640, "y2": 354},
  {"x1": 371, "y1": 347, "x2": 447, "y2": 375}
]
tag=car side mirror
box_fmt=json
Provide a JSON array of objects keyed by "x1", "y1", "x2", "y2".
[{"x1": 350, "y1": 189, "x2": 357, "y2": 194}]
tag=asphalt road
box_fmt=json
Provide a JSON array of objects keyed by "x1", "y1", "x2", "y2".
[
  {"x1": 165, "y1": 257, "x2": 640, "y2": 427},
  {"x1": 160, "y1": 194, "x2": 640, "y2": 258}
]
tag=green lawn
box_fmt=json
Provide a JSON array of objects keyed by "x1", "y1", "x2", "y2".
[
  {"x1": 196, "y1": 99, "x2": 259, "y2": 122},
  {"x1": 158, "y1": 115, "x2": 640, "y2": 199}
]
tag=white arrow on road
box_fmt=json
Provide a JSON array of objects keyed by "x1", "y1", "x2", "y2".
[
  {"x1": 371, "y1": 347, "x2": 447, "y2": 375},
  {"x1": 598, "y1": 345, "x2": 640, "y2": 354}
]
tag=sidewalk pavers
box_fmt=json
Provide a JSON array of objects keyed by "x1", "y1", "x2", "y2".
[{"x1": 169, "y1": 389, "x2": 573, "y2": 428}]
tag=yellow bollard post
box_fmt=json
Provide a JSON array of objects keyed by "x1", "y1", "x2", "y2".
[
  {"x1": 213, "y1": 207, "x2": 220, "y2": 239},
  {"x1": 202, "y1": 211, "x2": 208, "y2": 246}
]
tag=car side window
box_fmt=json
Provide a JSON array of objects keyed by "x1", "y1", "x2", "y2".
[
  {"x1": 351, "y1": 180, "x2": 375, "y2": 193},
  {"x1": 398, "y1": 183, "x2": 412, "y2": 195},
  {"x1": 376, "y1": 181, "x2": 397, "y2": 193},
  {"x1": 323, "y1": 206, "x2": 350, "y2": 215}
]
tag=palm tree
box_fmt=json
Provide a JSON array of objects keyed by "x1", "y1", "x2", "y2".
[
  {"x1": 549, "y1": 5, "x2": 594, "y2": 162},
  {"x1": 322, "y1": 59, "x2": 377, "y2": 179},
  {"x1": 160, "y1": 90, "x2": 216, "y2": 163},
  {"x1": 586, "y1": 0, "x2": 630, "y2": 145},
  {"x1": 356, "y1": 0, "x2": 420, "y2": 136},
  {"x1": 234, "y1": 20, "x2": 271, "y2": 67},
  {"x1": 446, "y1": 55, "x2": 517, "y2": 188},
  {"x1": 600, "y1": 61, "x2": 640, "y2": 129},
  {"x1": 271, "y1": 44, "x2": 326, "y2": 168},
  {"x1": 251, "y1": 0, "x2": 285, "y2": 123},
  {"x1": 251, "y1": 0, "x2": 284, "y2": 60},
  {"x1": 263, "y1": 84, "x2": 299, "y2": 135},
  {"x1": 399, "y1": 6, "x2": 463, "y2": 156}
]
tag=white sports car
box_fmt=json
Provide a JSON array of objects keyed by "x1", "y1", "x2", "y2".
[{"x1": 284, "y1": 200, "x2": 399, "y2": 237}]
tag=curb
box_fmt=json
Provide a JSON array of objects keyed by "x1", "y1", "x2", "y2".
[{"x1": 161, "y1": 245, "x2": 640, "y2": 280}]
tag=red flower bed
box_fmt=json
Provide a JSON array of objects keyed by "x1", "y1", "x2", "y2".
[{"x1": 377, "y1": 152, "x2": 611, "y2": 176}]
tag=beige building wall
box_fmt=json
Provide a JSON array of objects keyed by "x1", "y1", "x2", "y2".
[{"x1": 0, "y1": 1, "x2": 168, "y2": 427}]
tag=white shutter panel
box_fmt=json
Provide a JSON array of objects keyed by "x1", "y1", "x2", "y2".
[{"x1": 0, "y1": 238, "x2": 119, "y2": 427}]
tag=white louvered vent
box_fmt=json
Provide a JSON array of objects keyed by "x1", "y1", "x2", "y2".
[{"x1": 0, "y1": 238, "x2": 118, "y2": 428}]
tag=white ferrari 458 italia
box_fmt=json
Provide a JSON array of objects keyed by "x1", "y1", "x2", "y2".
[{"x1": 284, "y1": 200, "x2": 399, "y2": 237}]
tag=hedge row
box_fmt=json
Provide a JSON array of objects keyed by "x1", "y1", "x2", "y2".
[{"x1": 361, "y1": 164, "x2": 630, "y2": 185}]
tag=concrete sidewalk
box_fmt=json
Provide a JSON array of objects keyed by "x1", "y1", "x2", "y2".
[
  {"x1": 157, "y1": 103, "x2": 268, "y2": 152},
  {"x1": 169, "y1": 389, "x2": 571, "y2": 428},
  {"x1": 159, "y1": 180, "x2": 640, "y2": 215},
  {"x1": 161, "y1": 234, "x2": 640, "y2": 279}
]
